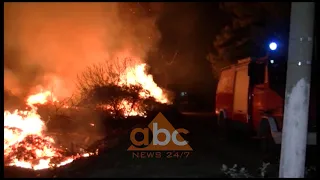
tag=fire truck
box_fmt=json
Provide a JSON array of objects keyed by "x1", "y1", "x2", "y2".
[{"x1": 215, "y1": 54, "x2": 316, "y2": 151}]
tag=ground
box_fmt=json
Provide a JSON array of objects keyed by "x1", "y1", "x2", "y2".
[{"x1": 4, "y1": 112, "x2": 316, "y2": 178}]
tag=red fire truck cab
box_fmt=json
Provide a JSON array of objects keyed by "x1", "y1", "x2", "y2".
[{"x1": 215, "y1": 57, "x2": 316, "y2": 146}]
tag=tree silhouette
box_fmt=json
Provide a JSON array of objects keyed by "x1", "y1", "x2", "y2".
[{"x1": 207, "y1": 2, "x2": 290, "y2": 78}]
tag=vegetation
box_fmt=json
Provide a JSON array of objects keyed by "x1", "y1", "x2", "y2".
[
  {"x1": 76, "y1": 58, "x2": 156, "y2": 119},
  {"x1": 220, "y1": 163, "x2": 316, "y2": 178}
]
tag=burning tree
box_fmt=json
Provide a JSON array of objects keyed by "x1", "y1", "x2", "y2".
[{"x1": 76, "y1": 58, "x2": 171, "y2": 118}]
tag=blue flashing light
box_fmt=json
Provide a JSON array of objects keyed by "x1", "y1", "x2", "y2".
[{"x1": 269, "y1": 42, "x2": 277, "y2": 51}]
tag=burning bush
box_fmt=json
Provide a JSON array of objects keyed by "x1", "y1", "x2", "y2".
[
  {"x1": 79, "y1": 84, "x2": 146, "y2": 118},
  {"x1": 76, "y1": 58, "x2": 172, "y2": 118}
]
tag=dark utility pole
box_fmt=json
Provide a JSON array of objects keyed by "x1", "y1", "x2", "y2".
[{"x1": 279, "y1": 2, "x2": 315, "y2": 178}]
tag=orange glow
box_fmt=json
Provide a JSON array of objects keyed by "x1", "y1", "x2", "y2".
[{"x1": 4, "y1": 3, "x2": 170, "y2": 170}]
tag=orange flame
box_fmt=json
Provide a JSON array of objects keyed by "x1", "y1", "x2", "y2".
[
  {"x1": 4, "y1": 91, "x2": 95, "y2": 170},
  {"x1": 120, "y1": 63, "x2": 169, "y2": 104},
  {"x1": 26, "y1": 90, "x2": 58, "y2": 107}
]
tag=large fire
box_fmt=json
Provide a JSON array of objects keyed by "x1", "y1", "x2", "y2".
[{"x1": 4, "y1": 63, "x2": 170, "y2": 170}]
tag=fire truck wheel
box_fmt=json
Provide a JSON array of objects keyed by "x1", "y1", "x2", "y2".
[
  {"x1": 259, "y1": 119, "x2": 276, "y2": 162},
  {"x1": 218, "y1": 112, "x2": 228, "y2": 139}
]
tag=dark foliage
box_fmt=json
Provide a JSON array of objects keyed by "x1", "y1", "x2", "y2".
[{"x1": 207, "y1": 2, "x2": 291, "y2": 78}]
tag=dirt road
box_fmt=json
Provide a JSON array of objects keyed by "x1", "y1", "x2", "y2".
[{"x1": 60, "y1": 113, "x2": 269, "y2": 178}]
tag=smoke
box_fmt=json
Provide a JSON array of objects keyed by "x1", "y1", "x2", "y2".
[
  {"x1": 146, "y1": 3, "x2": 203, "y2": 87},
  {"x1": 4, "y1": 2, "x2": 162, "y2": 98}
]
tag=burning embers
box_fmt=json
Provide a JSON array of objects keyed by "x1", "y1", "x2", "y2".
[{"x1": 4, "y1": 91, "x2": 95, "y2": 170}]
